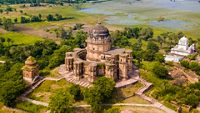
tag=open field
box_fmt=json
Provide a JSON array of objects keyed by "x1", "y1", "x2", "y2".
[
  {"x1": 15, "y1": 101, "x2": 48, "y2": 113},
  {"x1": 28, "y1": 79, "x2": 72, "y2": 103},
  {"x1": 2, "y1": 1, "x2": 199, "y2": 41},
  {"x1": 0, "y1": 32, "x2": 44, "y2": 45}
]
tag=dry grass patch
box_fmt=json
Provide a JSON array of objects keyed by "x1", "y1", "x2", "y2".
[
  {"x1": 28, "y1": 79, "x2": 72, "y2": 102},
  {"x1": 111, "y1": 82, "x2": 150, "y2": 104},
  {"x1": 122, "y1": 96, "x2": 150, "y2": 104}
]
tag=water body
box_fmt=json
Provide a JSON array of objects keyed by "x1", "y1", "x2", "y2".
[
  {"x1": 149, "y1": 20, "x2": 194, "y2": 30},
  {"x1": 105, "y1": 15, "x2": 140, "y2": 25},
  {"x1": 80, "y1": 0, "x2": 200, "y2": 28}
]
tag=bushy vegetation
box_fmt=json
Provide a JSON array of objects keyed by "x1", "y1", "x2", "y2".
[
  {"x1": 0, "y1": 29, "x2": 87, "y2": 107},
  {"x1": 0, "y1": 62, "x2": 25, "y2": 107},
  {"x1": 0, "y1": 18, "x2": 14, "y2": 31},
  {"x1": 83, "y1": 77, "x2": 116, "y2": 113},
  {"x1": 69, "y1": 85, "x2": 83, "y2": 101},
  {"x1": 16, "y1": 101, "x2": 47, "y2": 113},
  {"x1": 180, "y1": 60, "x2": 200, "y2": 75},
  {"x1": 48, "y1": 77, "x2": 115, "y2": 113},
  {"x1": 153, "y1": 82, "x2": 200, "y2": 107},
  {"x1": 49, "y1": 88, "x2": 74, "y2": 113},
  {"x1": 0, "y1": 0, "x2": 94, "y2": 4},
  {"x1": 20, "y1": 13, "x2": 71, "y2": 24},
  {"x1": 152, "y1": 63, "x2": 169, "y2": 79}
]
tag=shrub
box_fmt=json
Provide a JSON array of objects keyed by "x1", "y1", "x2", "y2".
[
  {"x1": 152, "y1": 63, "x2": 169, "y2": 78},
  {"x1": 104, "y1": 108, "x2": 120, "y2": 113},
  {"x1": 69, "y1": 85, "x2": 83, "y2": 101},
  {"x1": 180, "y1": 60, "x2": 190, "y2": 69}
]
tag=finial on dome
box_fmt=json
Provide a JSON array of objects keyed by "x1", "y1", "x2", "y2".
[
  {"x1": 97, "y1": 17, "x2": 102, "y2": 25},
  {"x1": 97, "y1": 22, "x2": 101, "y2": 25}
]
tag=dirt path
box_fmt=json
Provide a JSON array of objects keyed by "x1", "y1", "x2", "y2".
[{"x1": 174, "y1": 67, "x2": 199, "y2": 83}]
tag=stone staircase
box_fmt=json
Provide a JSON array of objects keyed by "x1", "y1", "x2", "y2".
[{"x1": 64, "y1": 76, "x2": 92, "y2": 88}]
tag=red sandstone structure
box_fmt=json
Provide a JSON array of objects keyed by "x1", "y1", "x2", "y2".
[
  {"x1": 22, "y1": 56, "x2": 39, "y2": 83},
  {"x1": 65, "y1": 23, "x2": 134, "y2": 82}
]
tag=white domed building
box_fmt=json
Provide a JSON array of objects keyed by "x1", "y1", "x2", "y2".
[{"x1": 165, "y1": 36, "x2": 196, "y2": 62}]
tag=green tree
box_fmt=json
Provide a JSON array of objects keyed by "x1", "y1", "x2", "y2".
[
  {"x1": 189, "y1": 62, "x2": 200, "y2": 72},
  {"x1": 180, "y1": 60, "x2": 190, "y2": 69},
  {"x1": 152, "y1": 63, "x2": 169, "y2": 78},
  {"x1": 139, "y1": 27, "x2": 153, "y2": 40},
  {"x1": 31, "y1": 15, "x2": 41, "y2": 22},
  {"x1": 0, "y1": 37, "x2": 5, "y2": 43},
  {"x1": 69, "y1": 85, "x2": 83, "y2": 101},
  {"x1": 49, "y1": 89, "x2": 74, "y2": 113},
  {"x1": 156, "y1": 35, "x2": 164, "y2": 48},
  {"x1": 46, "y1": 14, "x2": 54, "y2": 21},
  {"x1": 14, "y1": 18, "x2": 18, "y2": 23},
  {"x1": 48, "y1": 45, "x2": 71, "y2": 69},
  {"x1": 184, "y1": 94, "x2": 199, "y2": 107},
  {"x1": 2, "y1": 18, "x2": 14, "y2": 31},
  {"x1": 104, "y1": 107, "x2": 120, "y2": 113},
  {"x1": 0, "y1": 9, "x2": 3, "y2": 13},
  {"x1": 55, "y1": 13, "x2": 63, "y2": 21},
  {"x1": 147, "y1": 41, "x2": 159, "y2": 53},
  {"x1": 84, "y1": 77, "x2": 115, "y2": 113},
  {"x1": 143, "y1": 50, "x2": 155, "y2": 61},
  {"x1": 155, "y1": 53, "x2": 164, "y2": 63},
  {"x1": 74, "y1": 30, "x2": 87, "y2": 48},
  {"x1": 0, "y1": 63, "x2": 25, "y2": 107}
]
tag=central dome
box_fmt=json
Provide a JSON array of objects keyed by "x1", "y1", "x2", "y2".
[{"x1": 90, "y1": 23, "x2": 109, "y2": 37}]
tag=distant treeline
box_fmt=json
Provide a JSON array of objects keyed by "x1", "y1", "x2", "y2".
[{"x1": 0, "y1": 0, "x2": 100, "y2": 4}]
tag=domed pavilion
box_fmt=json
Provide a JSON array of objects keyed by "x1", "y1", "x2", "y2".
[
  {"x1": 64, "y1": 23, "x2": 134, "y2": 83},
  {"x1": 22, "y1": 56, "x2": 39, "y2": 83}
]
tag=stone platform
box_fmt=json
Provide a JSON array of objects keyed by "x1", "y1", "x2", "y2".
[
  {"x1": 115, "y1": 78, "x2": 138, "y2": 88},
  {"x1": 58, "y1": 64, "x2": 139, "y2": 88}
]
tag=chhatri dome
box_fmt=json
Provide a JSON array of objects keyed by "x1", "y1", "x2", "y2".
[
  {"x1": 178, "y1": 36, "x2": 188, "y2": 47},
  {"x1": 89, "y1": 22, "x2": 109, "y2": 37},
  {"x1": 86, "y1": 23, "x2": 111, "y2": 61}
]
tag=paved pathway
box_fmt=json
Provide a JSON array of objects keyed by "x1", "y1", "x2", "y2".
[
  {"x1": 18, "y1": 65, "x2": 176, "y2": 113},
  {"x1": 19, "y1": 96, "x2": 48, "y2": 107},
  {"x1": 20, "y1": 96, "x2": 175, "y2": 113},
  {"x1": 22, "y1": 78, "x2": 46, "y2": 97},
  {"x1": 135, "y1": 78, "x2": 176, "y2": 113},
  {"x1": 0, "y1": 60, "x2": 5, "y2": 64}
]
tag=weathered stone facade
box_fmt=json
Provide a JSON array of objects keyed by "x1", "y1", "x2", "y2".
[
  {"x1": 22, "y1": 56, "x2": 39, "y2": 83},
  {"x1": 65, "y1": 23, "x2": 133, "y2": 82}
]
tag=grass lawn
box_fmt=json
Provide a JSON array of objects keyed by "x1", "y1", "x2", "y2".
[
  {"x1": 122, "y1": 96, "x2": 150, "y2": 104},
  {"x1": 15, "y1": 100, "x2": 48, "y2": 113},
  {"x1": 0, "y1": 56, "x2": 8, "y2": 61},
  {"x1": 0, "y1": 32, "x2": 44, "y2": 45},
  {"x1": 28, "y1": 79, "x2": 72, "y2": 103},
  {"x1": 47, "y1": 68, "x2": 61, "y2": 78},
  {"x1": 111, "y1": 82, "x2": 150, "y2": 104},
  {"x1": 0, "y1": 103, "x2": 25, "y2": 113}
]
